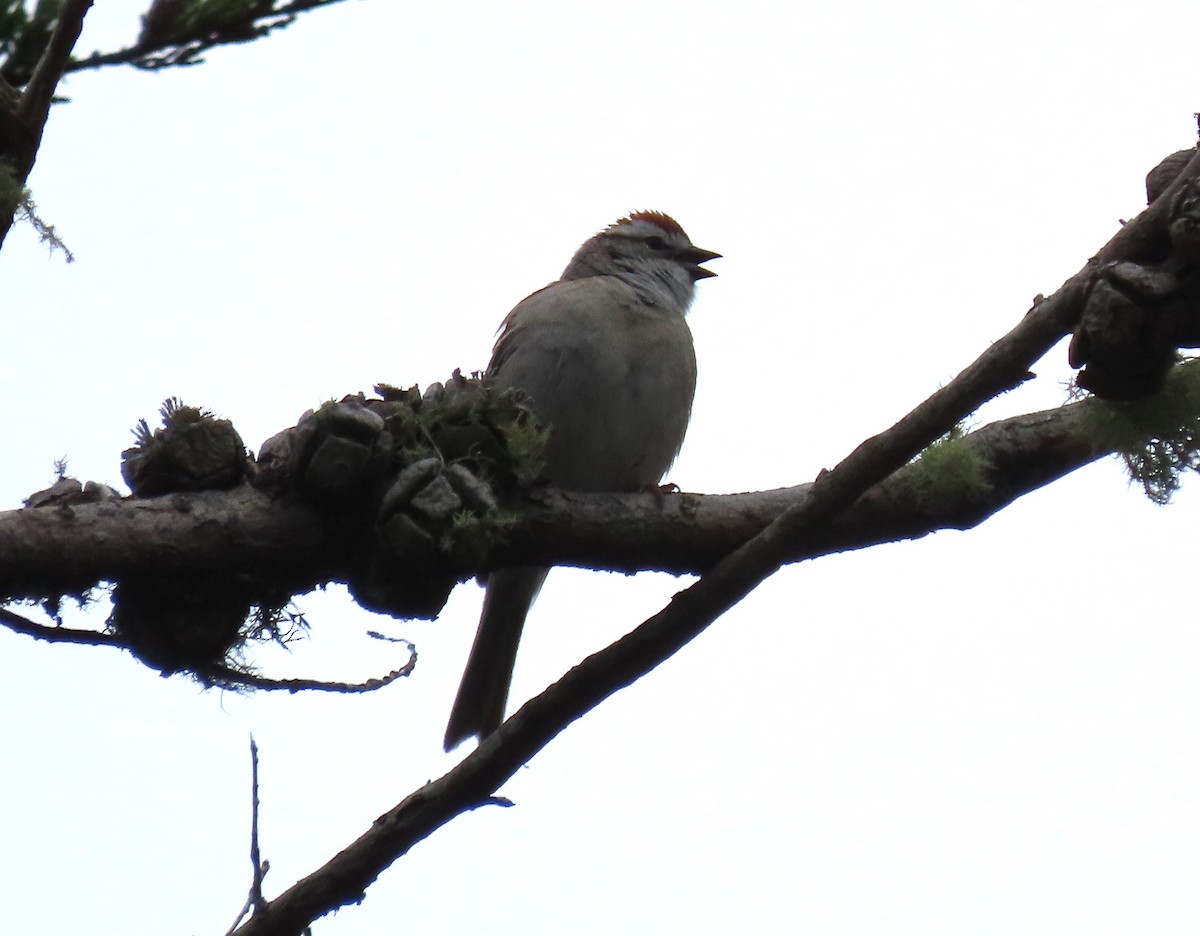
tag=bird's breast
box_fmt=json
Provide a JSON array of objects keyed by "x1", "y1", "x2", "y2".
[{"x1": 492, "y1": 291, "x2": 696, "y2": 492}]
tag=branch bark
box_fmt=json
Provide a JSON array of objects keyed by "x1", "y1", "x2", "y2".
[
  {"x1": 0, "y1": 0, "x2": 92, "y2": 247},
  {"x1": 0, "y1": 397, "x2": 1112, "y2": 605}
]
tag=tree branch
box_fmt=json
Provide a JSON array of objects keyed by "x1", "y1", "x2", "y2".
[
  {"x1": 68, "y1": 0, "x2": 350, "y2": 74},
  {"x1": 225, "y1": 736, "x2": 268, "y2": 936},
  {"x1": 0, "y1": 396, "x2": 1115, "y2": 606},
  {"x1": 204, "y1": 651, "x2": 417, "y2": 694},
  {"x1": 16, "y1": 0, "x2": 91, "y2": 127},
  {"x1": 0, "y1": 604, "x2": 120, "y2": 646},
  {"x1": 0, "y1": 0, "x2": 92, "y2": 247}
]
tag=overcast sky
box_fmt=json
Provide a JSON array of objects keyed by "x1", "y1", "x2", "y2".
[{"x1": 4, "y1": 2, "x2": 1200, "y2": 934}]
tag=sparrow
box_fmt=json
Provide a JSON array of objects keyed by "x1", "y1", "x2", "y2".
[{"x1": 444, "y1": 211, "x2": 719, "y2": 750}]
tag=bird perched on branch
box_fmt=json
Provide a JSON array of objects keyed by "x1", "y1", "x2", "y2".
[{"x1": 444, "y1": 211, "x2": 720, "y2": 750}]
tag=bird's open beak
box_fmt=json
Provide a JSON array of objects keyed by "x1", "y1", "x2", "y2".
[{"x1": 677, "y1": 245, "x2": 721, "y2": 281}]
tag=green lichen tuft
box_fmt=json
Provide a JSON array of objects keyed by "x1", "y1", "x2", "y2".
[
  {"x1": 1, "y1": 162, "x2": 74, "y2": 262},
  {"x1": 1078, "y1": 356, "x2": 1200, "y2": 504},
  {"x1": 496, "y1": 405, "x2": 550, "y2": 487},
  {"x1": 443, "y1": 508, "x2": 511, "y2": 569},
  {"x1": 902, "y1": 425, "x2": 993, "y2": 508}
]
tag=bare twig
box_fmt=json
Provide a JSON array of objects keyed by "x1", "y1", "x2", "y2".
[
  {"x1": 205, "y1": 647, "x2": 417, "y2": 693},
  {"x1": 226, "y1": 736, "x2": 270, "y2": 936},
  {"x1": 0, "y1": 605, "x2": 120, "y2": 647},
  {"x1": 0, "y1": 602, "x2": 416, "y2": 695}
]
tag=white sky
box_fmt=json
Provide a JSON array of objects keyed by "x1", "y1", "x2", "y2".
[{"x1": 3, "y1": 1, "x2": 1200, "y2": 933}]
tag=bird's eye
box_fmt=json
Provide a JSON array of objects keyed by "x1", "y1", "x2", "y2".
[{"x1": 644, "y1": 235, "x2": 667, "y2": 251}]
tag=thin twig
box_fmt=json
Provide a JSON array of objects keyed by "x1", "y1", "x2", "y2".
[
  {"x1": 0, "y1": 601, "x2": 416, "y2": 693},
  {"x1": 205, "y1": 648, "x2": 417, "y2": 693},
  {"x1": 226, "y1": 736, "x2": 270, "y2": 935},
  {"x1": 0, "y1": 605, "x2": 120, "y2": 647},
  {"x1": 250, "y1": 736, "x2": 268, "y2": 912}
]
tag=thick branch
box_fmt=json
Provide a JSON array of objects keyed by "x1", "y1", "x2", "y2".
[
  {"x1": 515, "y1": 401, "x2": 1110, "y2": 574},
  {"x1": 0, "y1": 489, "x2": 333, "y2": 600},
  {"x1": 0, "y1": 399, "x2": 1112, "y2": 604}
]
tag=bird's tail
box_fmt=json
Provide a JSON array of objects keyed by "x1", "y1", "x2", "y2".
[{"x1": 443, "y1": 567, "x2": 549, "y2": 751}]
